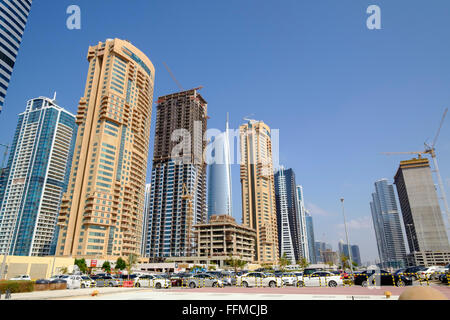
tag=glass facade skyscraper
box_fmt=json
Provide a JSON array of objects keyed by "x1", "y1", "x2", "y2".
[
  {"x1": 295, "y1": 185, "x2": 309, "y2": 262},
  {"x1": 305, "y1": 212, "x2": 316, "y2": 264},
  {"x1": 370, "y1": 178, "x2": 407, "y2": 268},
  {"x1": 0, "y1": 97, "x2": 76, "y2": 256},
  {"x1": 0, "y1": 0, "x2": 33, "y2": 113},
  {"x1": 207, "y1": 117, "x2": 232, "y2": 218}
]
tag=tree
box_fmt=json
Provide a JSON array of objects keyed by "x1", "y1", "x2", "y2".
[
  {"x1": 225, "y1": 255, "x2": 247, "y2": 273},
  {"x1": 279, "y1": 253, "x2": 290, "y2": 272},
  {"x1": 126, "y1": 254, "x2": 138, "y2": 279},
  {"x1": 297, "y1": 257, "x2": 309, "y2": 270},
  {"x1": 115, "y1": 257, "x2": 126, "y2": 272},
  {"x1": 102, "y1": 261, "x2": 111, "y2": 273},
  {"x1": 340, "y1": 254, "x2": 350, "y2": 270},
  {"x1": 74, "y1": 258, "x2": 88, "y2": 274},
  {"x1": 59, "y1": 266, "x2": 69, "y2": 274}
]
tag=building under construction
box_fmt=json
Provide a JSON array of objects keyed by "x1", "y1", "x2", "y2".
[{"x1": 144, "y1": 88, "x2": 207, "y2": 258}]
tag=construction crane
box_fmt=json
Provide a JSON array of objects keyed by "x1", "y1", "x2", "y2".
[
  {"x1": 181, "y1": 168, "x2": 202, "y2": 257},
  {"x1": 382, "y1": 108, "x2": 450, "y2": 228},
  {"x1": 162, "y1": 61, "x2": 184, "y2": 92}
]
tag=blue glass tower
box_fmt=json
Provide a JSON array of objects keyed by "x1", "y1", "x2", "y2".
[
  {"x1": 207, "y1": 116, "x2": 232, "y2": 218},
  {"x1": 370, "y1": 178, "x2": 407, "y2": 268},
  {"x1": 0, "y1": 0, "x2": 33, "y2": 113},
  {"x1": 305, "y1": 213, "x2": 316, "y2": 264},
  {"x1": 0, "y1": 96, "x2": 77, "y2": 256}
]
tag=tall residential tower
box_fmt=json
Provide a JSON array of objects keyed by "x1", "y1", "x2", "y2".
[
  {"x1": 0, "y1": 97, "x2": 76, "y2": 256},
  {"x1": 240, "y1": 120, "x2": 278, "y2": 264},
  {"x1": 145, "y1": 88, "x2": 208, "y2": 258},
  {"x1": 56, "y1": 39, "x2": 155, "y2": 258},
  {"x1": 0, "y1": 0, "x2": 33, "y2": 113}
]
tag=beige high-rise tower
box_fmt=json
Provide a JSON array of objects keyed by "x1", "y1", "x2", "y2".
[
  {"x1": 240, "y1": 120, "x2": 279, "y2": 264},
  {"x1": 56, "y1": 39, "x2": 155, "y2": 259}
]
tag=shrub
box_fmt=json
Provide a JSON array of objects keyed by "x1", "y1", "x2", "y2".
[{"x1": 0, "y1": 280, "x2": 35, "y2": 294}]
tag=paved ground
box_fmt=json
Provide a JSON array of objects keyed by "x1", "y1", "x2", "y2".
[{"x1": 8, "y1": 284, "x2": 449, "y2": 300}]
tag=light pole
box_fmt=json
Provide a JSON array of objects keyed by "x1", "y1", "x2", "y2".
[{"x1": 340, "y1": 198, "x2": 354, "y2": 276}]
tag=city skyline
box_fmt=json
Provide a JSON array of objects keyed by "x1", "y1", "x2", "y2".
[{"x1": 1, "y1": 1, "x2": 450, "y2": 263}]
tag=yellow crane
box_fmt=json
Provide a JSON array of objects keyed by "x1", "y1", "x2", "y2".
[{"x1": 381, "y1": 108, "x2": 449, "y2": 229}]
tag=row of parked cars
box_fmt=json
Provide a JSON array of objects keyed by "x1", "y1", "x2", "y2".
[{"x1": 11, "y1": 264, "x2": 449, "y2": 290}]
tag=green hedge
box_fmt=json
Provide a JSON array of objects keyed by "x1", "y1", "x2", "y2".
[{"x1": 0, "y1": 280, "x2": 35, "y2": 294}]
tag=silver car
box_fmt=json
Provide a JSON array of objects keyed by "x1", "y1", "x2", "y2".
[{"x1": 187, "y1": 273, "x2": 223, "y2": 288}]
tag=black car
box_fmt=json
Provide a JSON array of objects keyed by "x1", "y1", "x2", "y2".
[
  {"x1": 353, "y1": 269, "x2": 412, "y2": 287},
  {"x1": 401, "y1": 266, "x2": 426, "y2": 280}
]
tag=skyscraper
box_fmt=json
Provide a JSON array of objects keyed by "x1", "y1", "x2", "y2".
[
  {"x1": 274, "y1": 168, "x2": 308, "y2": 264},
  {"x1": 274, "y1": 167, "x2": 296, "y2": 264},
  {"x1": 56, "y1": 39, "x2": 155, "y2": 258},
  {"x1": 370, "y1": 178, "x2": 407, "y2": 268},
  {"x1": 0, "y1": 0, "x2": 33, "y2": 113},
  {"x1": 394, "y1": 157, "x2": 450, "y2": 265},
  {"x1": 351, "y1": 244, "x2": 362, "y2": 266},
  {"x1": 295, "y1": 185, "x2": 309, "y2": 262},
  {"x1": 207, "y1": 116, "x2": 232, "y2": 218},
  {"x1": 240, "y1": 120, "x2": 278, "y2": 264},
  {"x1": 0, "y1": 96, "x2": 76, "y2": 256},
  {"x1": 145, "y1": 88, "x2": 207, "y2": 258},
  {"x1": 141, "y1": 183, "x2": 151, "y2": 256},
  {"x1": 305, "y1": 212, "x2": 316, "y2": 264},
  {"x1": 338, "y1": 241, "x2": 362, "y2": 266}
]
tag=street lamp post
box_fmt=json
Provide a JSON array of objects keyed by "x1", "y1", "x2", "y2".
[{"x1": 340, "y1": 198, "x2": 354, "y2": 276}]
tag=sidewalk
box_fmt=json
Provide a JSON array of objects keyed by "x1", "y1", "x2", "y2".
[{"x1": 8, "y1": 287, "x2": 148, "y2": 300}]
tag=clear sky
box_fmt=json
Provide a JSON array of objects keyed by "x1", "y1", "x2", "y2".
[{"x1": 1, "y1": 0, "x2": 450, "y2": 264}]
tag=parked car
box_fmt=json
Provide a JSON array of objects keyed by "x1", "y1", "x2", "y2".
[
  {"x1": 279, "y1": 272, "x2": 298, "y2": 286},
  {"x1": 59, "y1": 275, "x2": 82, "y2": 289},
  {"x1": 220, "y1": 272, "x2": 237, "y2": 286},
  {"x1": 402, "y1": 266, "x2": 426, "y2": 281},
  {"x1": 353, "y1": 269, "x2": 412, "y2": 287},
  {"x1": 418, "y1": 266, "x2": 445, "y2": 280},
  {"x1": 95, "y1": 275, "x2": 120, "y2": 287},
  {"x1": 439, "y1": 271, "x2": 449, "y2": 284},
  {"x1": 134, "y1": 274, "x2": 170, "y2": 289},
  {"x1": 170, "y1": 273, "x2": 192, "y2": 287},
  {"x1": 298, "y1": 271, "x2": 343, "y2": 287},
  {"x1": 236, "y1": 272, "x2": 282, "y2": 288},
  {"x1": 187, "y1": 273, "x2": 223, "y2": 288},
  {"x1": 80, "y1": 275, "x2": 96, "y2": 288},
  {"x1": 302, "y1": 268, "x2": 324, "y2": 277},
  {"x1": 10, "y1": 274, "x2": 31, "y2": 281}
]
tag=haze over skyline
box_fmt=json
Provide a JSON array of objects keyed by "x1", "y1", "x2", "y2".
[{"x1": 1, "y1": 0, "x2": 450, "y2": 264}]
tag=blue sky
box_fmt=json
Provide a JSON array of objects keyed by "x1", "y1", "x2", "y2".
[{"x1": 1, "y1": 0, "x2": 450, "y2": 263}]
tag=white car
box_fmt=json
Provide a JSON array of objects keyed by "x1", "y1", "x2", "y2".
[
  {"x1": 80, "y1": 275, "x2": 96, "y2": 288},
  {"x1": 279, "y1": 273, "x2": 299, "y2": 286},
  {"x1": 297, "y1": 271, "x2": 343, "y2": 287},
  {"x1": 236, "y1": 272, "x2": 283, "y2": 288},
  {"x1": 419, "y1": 266, "x2": 446, "y2": 280},
  {"x1": 134, "y1": 274, "x2": 171, "y2": 289},
  {"x1": 10, "y1": 274, "x2": 31, "y2": 281},
  {"x1": 60, "y1": 275, "x2": 82, "y2": 289}
]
